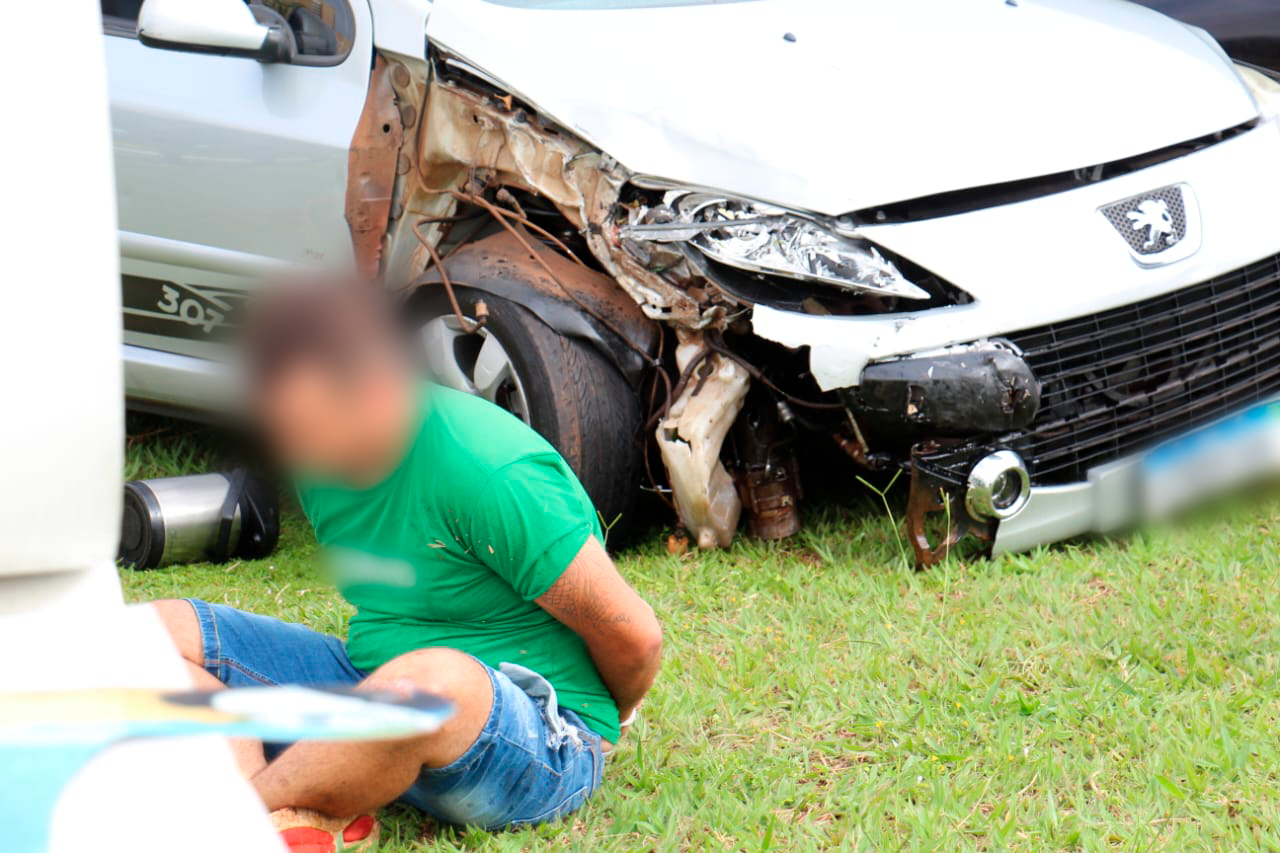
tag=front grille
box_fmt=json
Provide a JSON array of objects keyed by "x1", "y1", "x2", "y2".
[{"x1": 1007, "y1": 254, "x2": 1280, "y2": 485}]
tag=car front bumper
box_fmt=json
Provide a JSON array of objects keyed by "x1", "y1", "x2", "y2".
[
  {"x1": 991, "y1": 452, "x2": 1145, "y2": 555},
  {"x1": 748, "y1": 120, "x2": 1280, "y2": 561},
  {"x1": 994, "y1": 396, "x2": 1280, "y2": 554}
]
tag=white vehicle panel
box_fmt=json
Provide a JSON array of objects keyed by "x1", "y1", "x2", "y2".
[
  {"x1": 426, "y1": 0, "x2": 1258, "y2": 215},
  {"x1": 105, "y1": 33, "x2": 368, "y2": 267},
  {"x1": 752, "y1": 121, "x2": 1280, "y2": 389},
  {"x1": 106, "y1": 2, "x2": 373, "y2": 371},
  {"x1": 370, "y1": 0, "x2": 432, "y2": 56}
]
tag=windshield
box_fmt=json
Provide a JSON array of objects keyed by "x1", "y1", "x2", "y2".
[{"x1": 479, "y1": 0, "x2": 757, "y2": 8}]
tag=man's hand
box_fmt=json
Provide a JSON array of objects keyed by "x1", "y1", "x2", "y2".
[{"x1": 535, "y1": 536, "x2": 662, "y2": 734}]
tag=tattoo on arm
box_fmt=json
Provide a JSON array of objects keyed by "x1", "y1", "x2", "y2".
[{"x1": 539, "y1": 564, "x2": 633, "y2": 627}]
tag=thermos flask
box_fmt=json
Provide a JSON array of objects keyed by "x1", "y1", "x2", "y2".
[{"x1": 119, "y1": 470, "x2": 279, "y2": 569}]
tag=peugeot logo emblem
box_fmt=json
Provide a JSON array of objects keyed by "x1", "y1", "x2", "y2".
[
  {"x1": 1127, "y1": 199, "x2": 1176, "y2": 250},
  {"x1": 1099, "y1": 183, "x2": 1201, "y2": 268}
]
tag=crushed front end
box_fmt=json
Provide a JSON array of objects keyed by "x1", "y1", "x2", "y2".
[{"x1": 394, "y1": 0, "x2": 1280, "y2": 562}]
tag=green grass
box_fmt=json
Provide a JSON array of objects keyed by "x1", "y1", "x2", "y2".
[{"x1": 122, "y1": 415, "x2": 1280, "y2": 851}]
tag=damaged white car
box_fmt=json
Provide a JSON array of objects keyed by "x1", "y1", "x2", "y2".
[{"x1": 107, "y1": 0, "x2": 1280, "y2": 563}]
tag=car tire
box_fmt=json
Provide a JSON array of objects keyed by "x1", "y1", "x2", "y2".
[{"x1": 412, "y1": 286, "x2": 644, "y2": 538}]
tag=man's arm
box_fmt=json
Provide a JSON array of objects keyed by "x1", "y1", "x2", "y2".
[{"x1": 535, "y1": 535, "x2": 662, "y2": 729}]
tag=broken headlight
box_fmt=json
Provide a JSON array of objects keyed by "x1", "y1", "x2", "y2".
[{"x1": 621, "y1": 192, "x2": 930, "y2": 301}]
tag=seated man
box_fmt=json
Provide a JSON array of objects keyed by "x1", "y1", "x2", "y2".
[{"x1": 150, "y1": 282, "x2": 662, "y2": 849}]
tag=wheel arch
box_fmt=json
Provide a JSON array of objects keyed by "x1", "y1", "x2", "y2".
[{"x1": 402, "y1": 229, "x2": 659, "y2": 386}]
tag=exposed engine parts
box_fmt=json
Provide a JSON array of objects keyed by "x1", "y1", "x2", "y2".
[
  {"x1": 731, "y1": 393, "x2": 803, "y2": 541},
  {"x1": 362, "y1": 54, "x2": 1043, "y2": 564}
]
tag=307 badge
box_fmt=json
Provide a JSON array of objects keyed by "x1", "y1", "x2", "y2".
[{"x1": 121, "y1": 275, "x2": 249, "y2": 343}]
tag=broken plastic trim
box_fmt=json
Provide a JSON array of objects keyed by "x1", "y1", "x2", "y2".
[
  {"x1": 621, "y1": 192, "x2": 930, "y2": 301},
  {"x1": 657, "y1": 331, "x2": 750, "y2": 549},
  {"x1": 852, "y1": 343, "x2": 1041, "y2": 436}
]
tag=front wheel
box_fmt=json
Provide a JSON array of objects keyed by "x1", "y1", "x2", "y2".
[{"x1": 414, "y1": 287, "x2": 644, "y2": 537}]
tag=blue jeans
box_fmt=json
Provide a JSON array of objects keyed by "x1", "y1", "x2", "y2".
[{"x1": 185, "y1": 599, "x2": 605, "y2": 829}]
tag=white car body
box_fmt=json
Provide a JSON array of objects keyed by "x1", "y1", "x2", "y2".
[
  {"x1": 110, "y1": 0, "x2": 1280, "y2": 560},
  {"x1": 426, "y1": 0, "x2": 1255, "y2": 214}
]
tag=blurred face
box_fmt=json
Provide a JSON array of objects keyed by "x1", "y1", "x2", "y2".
[{"x1": 257, "y1": 359, "x2": 413, "y2": 486}]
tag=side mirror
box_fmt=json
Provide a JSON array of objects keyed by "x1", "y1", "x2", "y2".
[{"x1": 137, "y1": 0, "x2": 295, "y2": 63}]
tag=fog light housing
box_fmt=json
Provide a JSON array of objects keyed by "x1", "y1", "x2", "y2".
[{"x1": 965, "y1": 450, "x2": 1030, "y2": 521}]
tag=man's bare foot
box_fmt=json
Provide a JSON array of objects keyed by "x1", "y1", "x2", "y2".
[{"x1": 271, "y1": 807, "x2": 379, "y2": 852}]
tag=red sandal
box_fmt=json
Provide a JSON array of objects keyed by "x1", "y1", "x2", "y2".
[{"x1": 271, "y1": 808, "x2": 379, "y2": 852}]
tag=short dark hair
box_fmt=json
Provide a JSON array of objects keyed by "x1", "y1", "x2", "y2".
[{"x1": 244, "y1": 278, "x2": 409, "y2": 392}]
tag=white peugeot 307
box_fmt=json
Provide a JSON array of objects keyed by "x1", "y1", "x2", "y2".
[{"x1": 104, "y1": 0, "x2": 1280, "y2": 563}]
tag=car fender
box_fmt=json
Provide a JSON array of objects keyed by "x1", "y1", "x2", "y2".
[{"x1": 404, "y1": 230, "x2": 658, "y2": 386}]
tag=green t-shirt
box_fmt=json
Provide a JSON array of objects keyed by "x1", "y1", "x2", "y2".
[{"x1": 297, "y1": 384, "x2": 618, "y2": 741}]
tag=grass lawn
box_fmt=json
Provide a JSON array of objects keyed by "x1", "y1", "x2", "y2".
[{"x1": 122, "y1": 415, "x2": 1280, "y2": 851}]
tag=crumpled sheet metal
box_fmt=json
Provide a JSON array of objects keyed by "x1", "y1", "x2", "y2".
[
  {"x1": 413, "y1": 228, "x2": 659, "y2": 377},
  {"x1": 346, "y1": 57, "x2": 404, "y2": 280},
  {"x1": 657, "y1": 334, "x2": 750, "y2": 549},
  {"x1": 382, "y1": 56, "x2": 455, "y2": 285},
  {"x1": 406, "y1": 76, "x2": 746, "y2": 546},
  {"x1": 416, "y1": 80, "x2": 704, "y2": 326}
]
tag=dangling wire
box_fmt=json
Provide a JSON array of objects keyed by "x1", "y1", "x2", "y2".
[{"x1": 412, "y1": 216, "x2": 485, "y2": 334}]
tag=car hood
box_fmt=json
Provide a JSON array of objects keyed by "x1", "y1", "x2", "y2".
[{"x1": 426, "y1": 0, "x2": 1258, "y2": 215}]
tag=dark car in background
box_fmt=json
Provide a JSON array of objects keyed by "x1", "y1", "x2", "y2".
[{"x1": 1138, "y1": 0, "x2": 1280, "y2": 70}]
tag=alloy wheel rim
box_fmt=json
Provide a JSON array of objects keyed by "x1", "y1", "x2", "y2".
[{"x1": 419, "y1": 316, "x2": 531, "y2": 422}]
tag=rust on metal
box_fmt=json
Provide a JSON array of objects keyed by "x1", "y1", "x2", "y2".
[
  {"x1": 734, "y1": 395, "x2": 802, "y2": 540},
  {"x1": 905, "y1": 442, "x2": 995, "y2": 567},
  {"x1": 414, "y1": 222, "x2": 485, "y2": 334},
  {"x1": 346, "y1": 56, "x2": 404, "y2": 279},
  {"x1": 380, "y1": 70, "x2": 837, "y2": 549},
  {"x1": 412, "y1": 228, "x2": 659, "y2": 356},
  {"x1": 666, "y1": 530, "x2": 690, "y2": 556},
  {"x1": 412, "y1": 79, "x2": 704, "y2": 325},
  {"x1": 399, "y1": 103, "x2": 418, "y2": 131},
  {"x1": 833, "y1": 432, "x2": 874, "y2": 469},
  {"x1": 737, "y1": 464, "x2": 802, "y2": 540}
]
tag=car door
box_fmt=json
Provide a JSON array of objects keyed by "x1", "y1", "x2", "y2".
[{"x1": 101, "y1": 0, "x2": 373, "y2": 410}]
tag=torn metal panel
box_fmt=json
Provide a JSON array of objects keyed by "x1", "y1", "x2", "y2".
[
  {"x1": 411, "y1": 229, "x2": 658, "y2": 382},
  {"x1": 381, "y1": 57, "x2": 458, "y2": 286},
  {"x1": 657, "y1": 332, "x2": 749, "y2": 549},
  {"x1": 379, "y1": 70, "x2": 753, "y2": 547},
  {"x1": 413, "y1": 79, "x2": 705, "y2": 326},
  {"x1": 346, "y1": 56, "x2": 404, "y2": 280}
]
